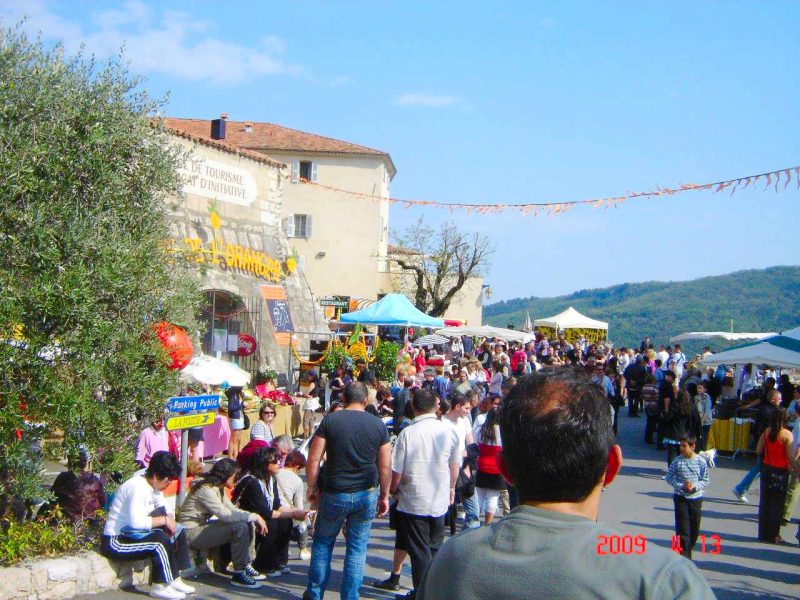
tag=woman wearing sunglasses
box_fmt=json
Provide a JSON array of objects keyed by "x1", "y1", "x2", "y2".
[
  {"x1": 233, "y1": 447, "x2": 309, "y2": 577},
  {"x1": 250, "y1": 403, "x2": 276, "y2": 443}
]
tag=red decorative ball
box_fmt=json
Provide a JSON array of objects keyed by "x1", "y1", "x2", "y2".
[{"x1": 152, "y1": 322, "x2": 194, "y2": 370}]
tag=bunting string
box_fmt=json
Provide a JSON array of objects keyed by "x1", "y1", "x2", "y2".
[{"x1": 300, "y1": 165, "x2": 799, "y2": 216}]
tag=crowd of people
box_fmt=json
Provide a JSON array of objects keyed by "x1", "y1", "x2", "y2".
[{"x1": 45, "y1": 331, "x2": 800, "y2": 600}]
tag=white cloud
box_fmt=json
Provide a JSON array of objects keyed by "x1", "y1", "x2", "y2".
[
  {"x1": 396, "y1": 93, "x2": 460, "y2": 108},
  {"x1": 330, "y1": 75, "x2": 351, "y2": 87},
  {"x1": 0, "y1": 0, "x2": 303, "y2": 85}
]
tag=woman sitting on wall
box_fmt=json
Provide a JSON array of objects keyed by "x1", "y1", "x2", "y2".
[
  {"x1": 178, "y1": 458, "x2": 267, "y2": 589},
  {"x1": 233, "y1": 447, "x2": 309, "y2": 577}
]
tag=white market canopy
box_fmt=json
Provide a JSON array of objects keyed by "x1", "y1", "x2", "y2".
[
  {"x1": 437, "y1": 324, "x2": 535, "y2": 344},
  {"x1": 339, "y1": 293, "x2": 445, "y2": 328},
  {"x1": 700, "y1": 325, "x2": 800, "y2": 370},
  {"x1": 533, "y1": 306, "x2": 608, "y2": 331},
  {"x1": 669, "y1": 331, "x2": 777, "y2": 344},
  {"x1": 411, "y1": 333, "x2": 451, "y2": 347},
  {"x1": 180, "y1": 354, "x2": 251, "y2": 387}
]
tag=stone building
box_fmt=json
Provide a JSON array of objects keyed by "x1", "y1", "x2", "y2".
[
  {"x1": 162, "y1": 115, "x2": 485, "y2": 327},
  {"x1": 163, "y1": 126, "x2": 325, "y2": 376}
]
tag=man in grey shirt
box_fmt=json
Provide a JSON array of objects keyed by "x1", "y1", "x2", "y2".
[{"x1": 417, "y1": 368, "x2": 716, "y2": 600}]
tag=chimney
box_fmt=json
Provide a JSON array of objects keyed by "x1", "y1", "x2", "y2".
[
  {"x1": 211, "y1": 114, "x2": 227, "y2": 140},
  {"x1": 244, "y1": 122, "x2": 253, "y2": 133}
]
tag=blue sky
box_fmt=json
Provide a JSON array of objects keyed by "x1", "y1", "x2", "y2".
[{"x1": 3, "y1": 1, "x2": 798, "y2": 305}]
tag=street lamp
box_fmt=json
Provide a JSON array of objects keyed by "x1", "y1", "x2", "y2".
[{"x1": 482, "y1": 285, "x2": 492, "y2": 301}]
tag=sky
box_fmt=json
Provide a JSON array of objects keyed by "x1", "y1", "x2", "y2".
[{"x1": 2, "y1": 1, "x2": 798, "y2": 304}]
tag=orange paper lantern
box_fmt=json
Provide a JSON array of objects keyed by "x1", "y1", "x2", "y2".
[{"x1": 152, "y1": 322, "x2": 193, "y2": 370}]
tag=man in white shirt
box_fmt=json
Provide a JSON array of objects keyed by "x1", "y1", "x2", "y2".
[
  {"x1": 656, "y1": 345, "x2": 670, "y2": 366},
  {"x1": 671, "y1": 344, "x2": 687, "y2": 379},
  {"x1": 101, "y1": 451, "x2": 195, "y2": 600},
  {"x1": 616, "y1": 348, "x2": 630, "y2": 375},
  {"x1": 443, "y1": 395, "x2": 479, "y2": 530},
  {"x1": 391, "y1": 388, "x2": 460, "y2": 599}
]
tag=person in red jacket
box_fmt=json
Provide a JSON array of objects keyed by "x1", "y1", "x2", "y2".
[{"x1": 473, "y1": 407, "x2": 505, "y2": 525}]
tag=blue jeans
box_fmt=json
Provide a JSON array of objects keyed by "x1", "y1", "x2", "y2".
[
  {"x1": 462, "y1": 493, "x2": 481, "y2": 529},
  {"x1": 734, "y1": 457, "x2": 762, "y2": 496},
  {"x1": 306, "y1": 488, "x2": 378, "y2": 600}
]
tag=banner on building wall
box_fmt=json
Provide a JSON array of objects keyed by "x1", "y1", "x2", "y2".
[
  {"x1": 178, "y1": 156, "x2": 258, "y2": 207},
  {"x1": 261, "y1": 285, "x2": 295, "y2": 345}
]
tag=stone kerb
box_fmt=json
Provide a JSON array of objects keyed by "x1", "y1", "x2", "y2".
[{"x1": 0, "y1": 552, "x2": 149, "y2": 600}]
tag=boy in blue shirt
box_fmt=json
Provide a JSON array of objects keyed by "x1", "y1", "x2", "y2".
[{"x1": 666, "y1": 434, "x2": 709, "y2": 559}]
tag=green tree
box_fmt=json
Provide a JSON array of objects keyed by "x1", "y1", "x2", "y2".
[{"x1": 0, "y1": 29, "x2": 201, "y2": 509}]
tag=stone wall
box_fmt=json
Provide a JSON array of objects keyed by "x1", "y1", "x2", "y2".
[{"x1": 1, "y1": 553, "x2": 149, "y2": 600}]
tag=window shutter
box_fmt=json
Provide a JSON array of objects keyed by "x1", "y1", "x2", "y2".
[
  {"x1": 305, "y1": 215, "x2": 312, "y2": 238},
  {"x1": 310, "y1": 162, "x2": 318, "y2": 183},
  {"x1": 291, "y1": 160, "x2": 299, "y2": 183},
  {"x1": 286, "y1": 214, "x2": 295, "y2": 237}
]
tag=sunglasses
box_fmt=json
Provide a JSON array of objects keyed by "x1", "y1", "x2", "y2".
[{"x1": 262, "y1": 411, "x2": 276, "y2": 415}]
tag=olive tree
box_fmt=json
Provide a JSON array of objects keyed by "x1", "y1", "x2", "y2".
[{"x1": 0, "y1": 28, "x2": 201, "y2": 508}]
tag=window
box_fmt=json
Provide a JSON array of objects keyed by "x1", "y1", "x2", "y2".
[
  {"x1": 299, "y1": 161, "x2": 312, "y2": 181},
  {"x1": 285, "y1": 214, "x2": 312, "y2": 238},
  {"x1": 291, "y1": 160, "x2": 317, "y2": 183}
]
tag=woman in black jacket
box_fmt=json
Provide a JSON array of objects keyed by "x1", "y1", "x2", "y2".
[
  {"x1": 662, "y1": 388, "x2": 702, "y2": 466},
  {"x1": 233, "y1": 447, "x2": 308, "y2": 577}
]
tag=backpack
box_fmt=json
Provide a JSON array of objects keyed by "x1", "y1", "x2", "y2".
[{"x1": 642, "y1": 384, "x2": 660, "y2": 416}]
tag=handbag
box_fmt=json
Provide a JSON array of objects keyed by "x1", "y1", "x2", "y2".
[
  {"x1": 762, "y1": 440, "x2": 789, "y2": 493},
  {"x1": 454, "y1": 466, "x2": 475, "y2": 502}
]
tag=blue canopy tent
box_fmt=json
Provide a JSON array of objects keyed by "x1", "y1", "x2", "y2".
[{"x1": 339, "y1": 293, "x2": 445, "y2": 328}]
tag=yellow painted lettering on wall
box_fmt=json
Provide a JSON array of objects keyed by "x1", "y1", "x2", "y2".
[{"x1": 172, "y1": 232, "x2": 287, "y2": 281}]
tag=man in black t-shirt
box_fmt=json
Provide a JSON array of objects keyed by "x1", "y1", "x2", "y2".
[{"x1": 304, "y1": 382, "x2": 391, "y2": 600}]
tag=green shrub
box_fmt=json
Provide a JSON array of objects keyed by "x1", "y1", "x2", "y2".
[
  {"x1": 373, "y1": 341, "x2": 400, "y2": 383},
  {"x1": 0, "y1": 508, "x2": 103, "y2": 566}
]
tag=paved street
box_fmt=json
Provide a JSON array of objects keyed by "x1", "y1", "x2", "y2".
[{"x1": 78, "y1": 414, "x2": 800, "y2": 600}]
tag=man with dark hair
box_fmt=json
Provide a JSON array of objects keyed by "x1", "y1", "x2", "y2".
[
  {"x1": 624, "y1": 355, "x2": 648, "y2": 417},
  {"x1": 101, "y1": 451, "x2": 194, "y2": 600},
  {"x1": 304, "y1": 382, "x2": 391, "y2": 600},
  {"x1": 417, "y1": 368, "x2": 714, "y2": 600},
  {"x1": 385, "y1": 388, "x2": 460, "y2": 599},
  {"x1": 356, "y1": 359, "x2": 375, "y2": 384}
]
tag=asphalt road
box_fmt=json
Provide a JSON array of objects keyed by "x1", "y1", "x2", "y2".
[{"x1": 76, "y1": 413, "x2": 800, "y2": 600}]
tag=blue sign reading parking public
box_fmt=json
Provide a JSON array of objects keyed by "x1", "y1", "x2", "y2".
[{"x1": 166, "y1": 394, "x2": 220, "y2": 414}]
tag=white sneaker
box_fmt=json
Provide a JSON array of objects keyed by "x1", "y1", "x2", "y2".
[
  {"x1": 170, "y1": 578, "x2": 196, "y2": 594},
  {"x1": 299, "y1": 548, "x2": 312, "y2": 560},
  {"x1": 149, "y1": 583, "x2": 186, "y2": 600},
  {"x1": 732, "y1": 487, "x2": 749, "y2": 503}
]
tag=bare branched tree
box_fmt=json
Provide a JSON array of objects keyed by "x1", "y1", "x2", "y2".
[{"x1": 390, "y1": 219, "x2": 493, "y2": 317}]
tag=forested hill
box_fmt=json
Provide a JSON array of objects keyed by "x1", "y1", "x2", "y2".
[{"x1": 484, "y1": 266, "x2": 800, "y2": 352}]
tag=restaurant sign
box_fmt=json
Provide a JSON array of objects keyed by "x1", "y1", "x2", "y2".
[{"x1": 320, "y1": 295, "x2": 350, "y2": 309}]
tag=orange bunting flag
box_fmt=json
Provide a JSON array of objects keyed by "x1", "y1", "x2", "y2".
[{"x1": 301, "y1": 165, "x2": 797, "y2": 217}]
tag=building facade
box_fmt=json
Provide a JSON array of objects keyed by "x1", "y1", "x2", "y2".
[
  {"x1": 164, "y1": 128, "x2": 325, "y2": 377},
  {"x1": 162, "y1": 116, "x2": 484, "y2": 327}
]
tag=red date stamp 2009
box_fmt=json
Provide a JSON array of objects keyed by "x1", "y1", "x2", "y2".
[{"x1": 596, "y1": 534, "x2": 647, "y2": 555}]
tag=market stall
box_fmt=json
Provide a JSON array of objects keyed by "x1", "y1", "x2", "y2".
[
  {"x1": 437, "y1": 324, "x2": 535, "y2": 344},
  {"x1": 533, "y1": 306, "x2": 608, "y2": 343},
  {"x1": 339, "y1": 293, "x2": 445, "y2": 328},
  {"x1": 701, "y1": 325, "x2": 800, "y2": 456}
]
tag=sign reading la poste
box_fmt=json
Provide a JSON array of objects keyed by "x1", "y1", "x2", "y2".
[{"x1": 179, "y1": 158, "x2": 257, "y2": 207}]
